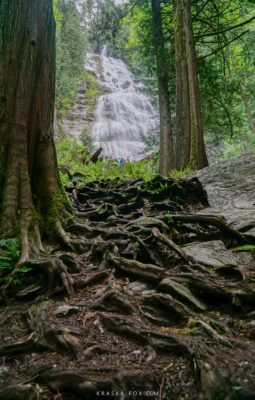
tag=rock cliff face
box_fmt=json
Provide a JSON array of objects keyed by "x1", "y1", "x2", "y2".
[
  {"x1": 54, "y1": 54, "x2": 105, "y2": 144},
  {"x1": 55, "y1": 81, "x2": 95, "y2": 143},
  {"x1": 186, "y1": 151, "x2": 255, "y2": 237}
]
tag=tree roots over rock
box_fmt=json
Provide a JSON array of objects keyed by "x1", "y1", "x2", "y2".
[{"x1": 1, "y1": 176, "x2": 255, "y2": 399}]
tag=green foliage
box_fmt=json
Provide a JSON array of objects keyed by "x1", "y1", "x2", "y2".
[
  {"x1": 123, "y1": 0, "x2": 255, "y2": 164},
  {"x1": 56, "y1": 139, "x2": 195, "y2": 184},
  {"x1": 84, "y1": 72, "x2": 98, "y2": 103},
  {"x1": 0, "y1": 239, "x2": 38, "y2": 288},
  {"x1": 0, "y1": 238, "x2": 20, "y2": 267},
  {"x1": 60, "y1": 159, "x2": 156, "y2": 184},
  {"x1": 80, "y1": 127, "x2": 93, "y2": 149},
  {"x1": 56, "y1": 140, "x2": 155, "y2": 183},
  {"x1": 54, "y1": 0, "x2": 87, "y2": 117},
  {"x1": 146, "y1": 181, "x2": 168, "y2": 195},
  {"x1": 232, "y1": 244, "x2": 255, "y2": 252},
  {"x1": 0, "y1": 239, "x2": 20, "y2": 285},
  {"x1": 56, "y1": 139, "x2": 90, "y2": 168},
  {"x1": 88, "y1": 0, "x2": 126, "y2": 58},
  {"x1": 165, "y1": 213, "x2": 173, "y2": 223},
  {"x1": 169, "y1": 167, "x2": 193, "y2": 178}
]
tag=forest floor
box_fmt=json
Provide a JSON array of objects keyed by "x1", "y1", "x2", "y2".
[{"x1": 1, "y1": 153, "x2": 255, "y2": 400}]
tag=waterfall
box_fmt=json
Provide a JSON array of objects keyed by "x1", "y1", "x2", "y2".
[{"x1": 87, "y1": 47, "x2": 158, "y2": 161}]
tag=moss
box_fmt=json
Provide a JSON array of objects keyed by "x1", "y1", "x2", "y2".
[
  {"x1": 187, "y1": 318, "x2": 198, "y2": 329},
  {"x1": 42, "y1": 184, "x2": 73, "y2": 238}
]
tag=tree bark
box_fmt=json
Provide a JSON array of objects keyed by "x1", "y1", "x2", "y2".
[
  {"x1": 174, "y1": 0, "x2": 191, "y2": 170},
  {"x1": 151, "y1": 0, "x2": 174, "y2": 176},
  {"x1": 183, "y1": 0, "x2": 208, "y2": 170},
  {"x1": 0, "y1": 0, "x2": 72, "y2": 263}
]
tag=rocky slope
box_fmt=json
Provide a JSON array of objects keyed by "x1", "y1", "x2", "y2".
[{"x1": 187, "y1": 151, "x2": 255, "y2": 237}]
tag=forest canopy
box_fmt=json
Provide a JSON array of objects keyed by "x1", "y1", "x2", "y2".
[{"x1": 54, "y1": 0, "x2": 255, "y2": 167}]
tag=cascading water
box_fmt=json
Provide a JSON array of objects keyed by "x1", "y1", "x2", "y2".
[{"x1": 87, "y1": 46, "x2": 158, "y2": 160}]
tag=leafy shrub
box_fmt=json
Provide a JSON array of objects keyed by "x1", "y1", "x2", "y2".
[
  {"x1": 0, "y1": 239, "x2": 20, "y2": 283},
  {"x1": 80, "y1": 127, "x2": 93, "y2": 149},
  {"x1": 56, "y1": 139, "x2": 193, "y2": 185},
  {"x1": 0, "y1": 239, "x2": 35, "y2": 288}
]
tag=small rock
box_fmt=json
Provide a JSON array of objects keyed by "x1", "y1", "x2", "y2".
[
  {"x1": 233, "y1": 386, "x2": 243, "y2": 391},
  {"x1": 141, "y1": 290, "x2": 156, "y2": 295},
  {"x1": 0, "y1": 366, "x2": 9, "y2": 376},
  {"x1": 54, "y1": 305, "x2": 79, "y2": 316},
  {"x1": 99, "y1": 325, "x2": 104, "y2": 334},
  {"x1": 247, "y1": 320, "x2": 255, "y2": 327},
  {"x1": 128, "y1": 282, "x2": 148, "y2": 292},
  {"x1": 132, "y1": 350, "x2": 141, "y2": 355}
]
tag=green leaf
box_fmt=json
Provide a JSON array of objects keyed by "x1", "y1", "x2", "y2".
[{"x1": 232, "y1": 245, "x2": 255, "y2": 252}]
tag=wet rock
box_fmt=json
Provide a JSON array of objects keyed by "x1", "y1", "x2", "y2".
[
  {"x1": 54, "y1": 305, "x2": 79, "y2": 316},
  {"x1": 247, "y1": 320, "x2": 255, "y2": 328},
  {"x1": 127, "y1": 281, "x2": 148, "y2": 293},
  {"x1": 0, "y1": 366, "x2": 9, "y2": 377},
  {"x1": 186, "y1": 152, "x2": 255, "y2": 236},
  {"x1": 183, "y1": 240, "x2": 240, "y2": 268}
]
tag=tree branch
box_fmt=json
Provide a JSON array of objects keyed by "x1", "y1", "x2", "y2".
[
  {"x1": 199, "y1": 30, "x2": 249, "y2": 59},
  {"x1": 195, "y1": 16, "x2": 255, "y2": 39}
]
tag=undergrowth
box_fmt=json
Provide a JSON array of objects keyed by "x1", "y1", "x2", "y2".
[
  {"x1": 0, "y1": 239, "x2": 33, "y2": 288},
  {"x1": 0, "y1": 239, "x2": 20, "y2": 284},
  {"x1": 56, "y1": 139, "x2": 193, "y2": 185}
]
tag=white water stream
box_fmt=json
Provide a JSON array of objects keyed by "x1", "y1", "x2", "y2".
[{"x1": 87, "y1": 46, "x2": 158, "y2": 161}]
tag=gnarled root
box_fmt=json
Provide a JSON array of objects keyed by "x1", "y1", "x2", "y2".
[{"x1": 40, "y1": 257, "x2": 74, "y2": 297}]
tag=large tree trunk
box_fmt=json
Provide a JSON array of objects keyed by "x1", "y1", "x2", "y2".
[
  {"x1": 151, "y1": 0, "x2": 174, "y2": 176},
  {"x1": 183, "y1": 0, "x2": 208, "y2": 170},
  {"x1": 174, "y1": 0, "x2": 191, "y2": 170},
  {"x1": 0, "y1": 0, "x2": 72, "y2": 264}
]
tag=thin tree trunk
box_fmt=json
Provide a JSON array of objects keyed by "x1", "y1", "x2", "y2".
[
  {"x1": 174, "y1": 0, "x2": 191, "y2": 170},
  {"x1": 228, "y1": 45, "x2": 255, "y2": 136},
  {"x1": 0, "y1": 0, "x2": 72, "y2": 263},
  {"x1": 151, "y1": 0, "x2": 174, "y2": 176},
  {"x1": 183, "y1": 0, "x2": 208, "y2": 170}
]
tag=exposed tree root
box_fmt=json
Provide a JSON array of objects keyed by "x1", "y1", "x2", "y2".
[{"x1": 1, "y1": 176, "x2": 255, "y2": 399}]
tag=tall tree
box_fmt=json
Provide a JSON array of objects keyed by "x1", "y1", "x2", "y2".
[
  {"x1": 0, "y1": 0, "x2": 72, "y2": 266},
  {"x1": 151, "y1": 0, "x2": 174, "y2": 175},
  {"x1": 183, "y1": 0, "x2": 208, "y2": 170},
  {"x1": 174, "y1": 0, "x2": 191, "y2": 170}
]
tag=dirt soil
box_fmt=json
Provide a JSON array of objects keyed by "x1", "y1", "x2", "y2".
[{"x1": 1, "y1": 175, "x2": 255, "y2": 400}]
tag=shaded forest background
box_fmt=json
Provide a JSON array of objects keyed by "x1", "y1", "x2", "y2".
[{"x1": 54, "y1": 0, "x2": 255, "y2": 165}]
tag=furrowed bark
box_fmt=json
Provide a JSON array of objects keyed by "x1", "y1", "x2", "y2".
[{"x1": 0, "y1": 0, "x2": 72, "y2": 262}]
